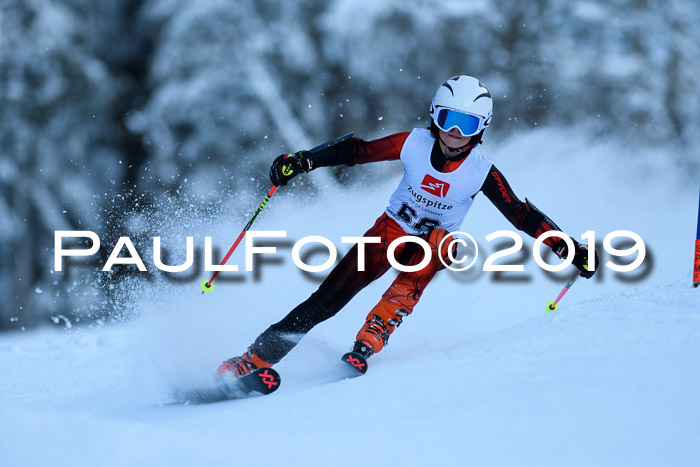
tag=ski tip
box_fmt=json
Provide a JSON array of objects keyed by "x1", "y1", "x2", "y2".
[
  {"x1": 170, "y1": 368, "x2": 281, "y2": 405},
  {"x1": 243, "y1": 367, "x2": 281, "y2": 395},
  {"x1": 341, "y1": 351, "x2": 368, "y2": 375}
]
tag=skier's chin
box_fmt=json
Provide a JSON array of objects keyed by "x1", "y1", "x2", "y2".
[
  {"x1": 439, "y1": 132, "x2": 469, "y2": 156},
  {"x1": 441, "y1": 140, "x2": 468, "y2": 157}
]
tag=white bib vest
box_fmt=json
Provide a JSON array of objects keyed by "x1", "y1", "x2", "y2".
[{"x1": 386, "y1": 128, "x2": 493, "y2": 234}]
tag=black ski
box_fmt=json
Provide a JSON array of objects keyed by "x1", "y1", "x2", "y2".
[
  {"x1": 172, "y1": 367, "x2": 281, "y2": 404},
  {"x1": 341, "y1": 351, "x2": 368, "y2": 375}
]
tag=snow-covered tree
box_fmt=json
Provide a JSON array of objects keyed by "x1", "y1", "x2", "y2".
[
  {"x1": 0, "y1": 0, "x2": 147, "y2": 329},
  {"x1": 1, "y1": 0, "x2": 698, "y2": 331}
]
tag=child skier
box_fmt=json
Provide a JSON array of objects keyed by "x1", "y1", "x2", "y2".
[{"x1": 217, "y1": 75, "x2": 597, "y2": 378}]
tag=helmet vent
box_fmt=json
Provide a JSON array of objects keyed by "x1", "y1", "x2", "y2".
[
  {"x1": 441, "y1": 82, "x2": 455, "y2": 96},
  {"x1": 474, "y1": 82, "x2": 491, "y2": 101}
]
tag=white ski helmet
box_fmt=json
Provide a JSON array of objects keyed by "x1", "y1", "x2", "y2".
[{"x1": 430, "y1": 75, "x2": 493, "y2": 137}]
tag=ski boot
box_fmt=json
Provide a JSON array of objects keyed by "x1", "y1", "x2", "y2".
[
  {"x1": 351, "y1": 340, "x2": 374, "y2": 360},
  {"x1": 216, "y1": 347, "x2": 271, "y2": 379},
  {"x1": 215, "y1": 348, "x2": 281, "y2": 396},
  {"x1": 342, "y1": 282, "x2": 419, "y2": 374}
]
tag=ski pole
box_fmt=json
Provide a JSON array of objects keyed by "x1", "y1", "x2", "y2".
[
  {"x1": 200, "y1": 132, "x2": 354, "y2": 294},
  {"x1": 693, "y1": 186, "x2": 700, "y2": 288},
  {"x1": 546, "y1": 270, "x2": 580, "y2": 311},
  {"x1": 201, "y1": 185, "x2": 278, "y2": 293}
]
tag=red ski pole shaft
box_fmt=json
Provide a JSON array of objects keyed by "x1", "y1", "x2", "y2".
[
  {"x1": 546, "y1": 270, "x2": 580, "y2": 311},
  {"x1": 200, "y1": 185, "x2": 278, "y2": 294}
]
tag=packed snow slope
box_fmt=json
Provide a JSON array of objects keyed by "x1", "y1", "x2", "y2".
[{"x1": 1, "y1": 128, "x2": 699, "y2": 466}]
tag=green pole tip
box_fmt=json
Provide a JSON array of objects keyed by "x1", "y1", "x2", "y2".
[
  {"x1": 546, "y1": 301, "x2": 558, "y2": 312},
  {"x1": 200, "y1": 280, "x2": 214, "y2": 293}
]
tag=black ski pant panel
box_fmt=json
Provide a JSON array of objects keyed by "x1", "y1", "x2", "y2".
[{"x1": 251, "y1": 213, "x2": 404, "y2": 364}]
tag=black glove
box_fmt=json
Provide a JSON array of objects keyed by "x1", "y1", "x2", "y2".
[
  {"x1": 553, "y1": 239, "x2": 598, "y2": 279},
  {"x1": 269, "y1": 150, "x2": 315, "y2": 186}
]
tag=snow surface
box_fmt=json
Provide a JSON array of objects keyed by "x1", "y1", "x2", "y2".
[{"x1": 1, "y1": 128, "x2": 699, "y2": 466}]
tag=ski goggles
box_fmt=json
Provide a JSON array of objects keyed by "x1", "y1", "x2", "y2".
[{"x1": 433, "y1": 107, "x2": 489, "y2": 137}]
